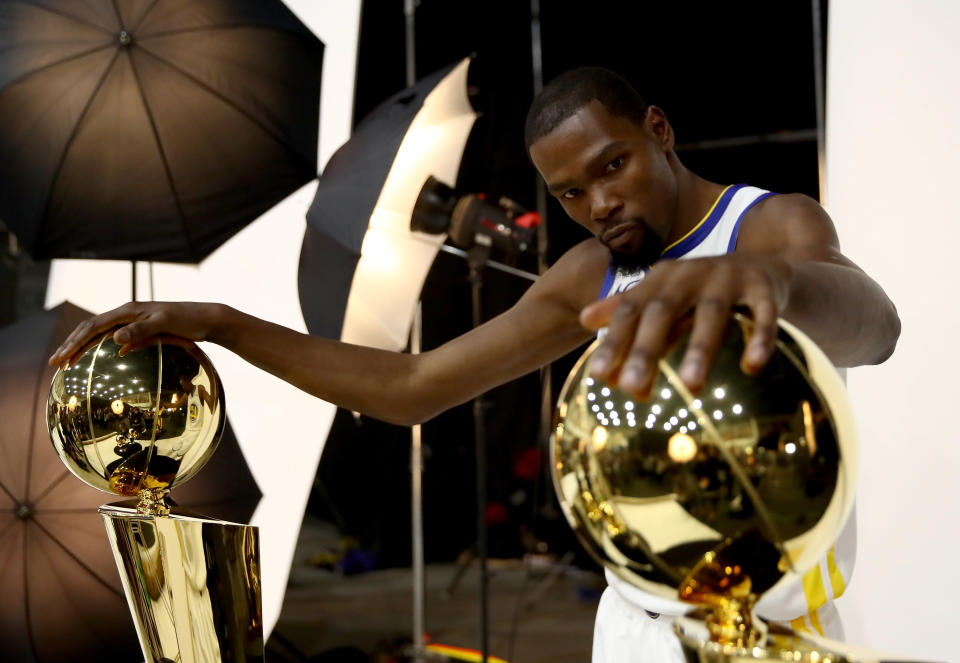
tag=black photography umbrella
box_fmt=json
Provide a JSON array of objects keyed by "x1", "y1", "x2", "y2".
[
  {"x1": 0, "y1": 0, "x2": 323, "y2": 262},
  {"x1": 0, "y1": 302, "x2": 261, "y2": 662},
  {"x1": 299, "y1": 58, "x2": 476, "y2": 349}
]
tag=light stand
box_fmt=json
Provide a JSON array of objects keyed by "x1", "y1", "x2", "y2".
[
  {"x1": 466, "y1": 240, "x2": 492, "y2": 662},
  {"x1": 411, "y1": 177, "x2": 539, "y2": 663}
]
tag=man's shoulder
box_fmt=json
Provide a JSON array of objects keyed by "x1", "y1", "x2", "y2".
[
  {"x1": 748, "y1": 191, "x2": 823, "y2": 218},
  {"x1": 738, "y1": 191, "x2": 837, "y2": 252},
  {"x1": 555, "y1": 236, "x2": 611, "y2": 266},
  {"x1": 535, "y1": 238, "x2": 611, "y2": 309}
]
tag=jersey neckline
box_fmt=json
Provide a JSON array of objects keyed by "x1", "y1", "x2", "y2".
[{"x1": 660, "y1": 183, "x2": 742, "y2": 259}]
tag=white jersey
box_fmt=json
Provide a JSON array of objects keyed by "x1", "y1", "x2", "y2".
[{"x1": 597, "y1": 183, "x2": 856, "y2": 637}]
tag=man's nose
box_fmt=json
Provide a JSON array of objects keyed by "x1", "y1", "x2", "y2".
[{"x1": 590, "y1": 187, "x2": 622, "y2": 223}]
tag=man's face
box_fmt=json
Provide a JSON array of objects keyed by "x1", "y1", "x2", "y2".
[{"x1": 529, "y1": 100, "x2": 677, "y2": 263}]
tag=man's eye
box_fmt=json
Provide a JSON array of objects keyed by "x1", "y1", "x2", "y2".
[
  {"x1": 562, "y1": 188, "x2": 581, "y2": 200},
  {"x1": 605, "y1": 157, "x2": 623, "y2": 173}
]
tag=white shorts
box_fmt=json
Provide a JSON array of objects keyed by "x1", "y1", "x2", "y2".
[
  {"x1": 592, "y1": 586, "x2": 685, "y2": 663},
  {"x1": 591, "y1": 583, "x2": 845, "y2": 663}
]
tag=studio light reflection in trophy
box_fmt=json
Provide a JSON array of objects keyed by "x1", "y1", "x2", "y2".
[
  {"x1": 551, "y1": 313, "x2": 868, "y2": 662},
  {"x1": 47, "y1": 333, "x2": 263, "y2": 663}
]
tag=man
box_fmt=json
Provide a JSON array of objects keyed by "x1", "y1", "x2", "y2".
[{"x1": 49, "y1": 67, "x2": 900, "y2": 660}]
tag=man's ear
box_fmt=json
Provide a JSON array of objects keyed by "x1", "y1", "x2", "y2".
[{"x1": 644, "y1": 105, "x2": 675, "y2": 151}]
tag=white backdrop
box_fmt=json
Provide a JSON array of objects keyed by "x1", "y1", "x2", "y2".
[
  {"x1": 828, "y1": 2, "x2": 960, "y2": 661},
  {"x1": 43, "y1": 0, "x2": 361, "y2": 637}
]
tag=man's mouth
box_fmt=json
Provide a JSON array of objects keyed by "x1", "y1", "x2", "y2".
[{"x1": 602, "y1": 223, "x2": 641, "y2": 249}]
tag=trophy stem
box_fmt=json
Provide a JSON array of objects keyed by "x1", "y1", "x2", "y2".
[
  {"x1": 680, "y1": 547, "x2": 763, "y2": 648},
  {"x1": 137, "y1": 487, "x2": 172, "y2": 516},
  {"x1": 702, "y1": 596, "x2": 757, "y2": 648}
]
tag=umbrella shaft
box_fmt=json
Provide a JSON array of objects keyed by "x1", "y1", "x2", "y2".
[
  {"x1": 468, "y1": 250, "x2": 490, "y2": 663},
  {"x1": 404, "y1": 0, "x2": 417, "y2": 86}
]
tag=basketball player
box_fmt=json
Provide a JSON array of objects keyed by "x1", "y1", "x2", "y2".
[{"x1": 49, "y1": 68, "x2": 900, "y2": 661}]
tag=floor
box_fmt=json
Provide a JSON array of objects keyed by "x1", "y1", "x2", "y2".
[{"x1": 266, "y1": 517, "x2": 604, "y2": 663}]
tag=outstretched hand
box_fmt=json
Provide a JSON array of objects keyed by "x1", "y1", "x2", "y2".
[
  {"x1": 48, "y1": 301, "x2": 227, "y2": 368},
  {"x1": 578, "y1": 254, "x2": 791, "y2": 398}
]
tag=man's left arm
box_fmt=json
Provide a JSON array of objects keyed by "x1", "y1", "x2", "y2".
[
  {"x1": 735, "y1": 193, "x2": 900, "y2": 366},
  {"x1": 580, "y1": 193, "x2": 901, "y2": 397}
]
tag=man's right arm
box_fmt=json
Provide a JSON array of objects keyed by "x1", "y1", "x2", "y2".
[{"x1": 49, "y1": 239, "x2": 610, "y2": 426}]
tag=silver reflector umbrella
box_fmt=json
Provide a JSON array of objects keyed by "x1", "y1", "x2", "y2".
[{"x1": 299, "y1": 58, "x2": 476, "y2": 349}]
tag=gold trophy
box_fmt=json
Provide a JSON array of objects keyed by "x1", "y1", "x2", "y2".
[
  {"x1": 551, "y1": 313, "x2": 925, "y2": 662},
  {"x1": 47, "y1": 333, "x2": 263, "y2": 663}
]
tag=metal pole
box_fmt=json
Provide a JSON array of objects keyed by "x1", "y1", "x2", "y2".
[
  {"x1": 674, "y1": 128, "x2": 818, "y2": 152},
  {"x1": 811, "y1": 0, "x2": 826, "y2": 202},
  {"x1": 404, "y1": 0, "x2": 417, "y2": 87},
  {"x1": 530, "y1": 0, "x2": 548, "y2": 272},
  {"x1": 438, "y1": 244, "x2": 538, "y2": 282},
  {"x1": 404, "y1": 3, "x2": 425, "y2": 661},
  {"x1": 410, "y1": 304, "x2": 426, "y2": 662},
  {"x1": 467, "y1": 245, "x2": 490, "y2": 663},
  {"x1": 530, "y1": 0, "x2": 554, "y2": 562}
]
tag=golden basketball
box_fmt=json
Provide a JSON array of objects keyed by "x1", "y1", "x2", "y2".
[
  {"x1": 47, "y1": 333, "x2": 225, "y2": 498},
  {"x1": 550, "y1": 314, "x2": 857, "y2": 614}
]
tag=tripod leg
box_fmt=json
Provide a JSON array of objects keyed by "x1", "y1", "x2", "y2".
[{"x1": 444, "y1": 548, "x2": 475, "y2": 598}]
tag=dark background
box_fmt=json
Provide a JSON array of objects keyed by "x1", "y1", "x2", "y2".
[
  {"x1": 309, "y1": 0, "x2": 826, "y2": 573},
  {"x1": 0, "y1": 0, "x2": 825, "y2": 576}
]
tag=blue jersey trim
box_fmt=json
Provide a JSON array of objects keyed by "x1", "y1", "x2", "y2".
[
  {"x1": 599, "y1": 257, "x2": 617, "y2": 299},
  {"x1": 725, "y1": 191, "x2": 776, "y2": 253},
  {"x1": 661, "y1": 184, "x2": 743, "y2": 259}
]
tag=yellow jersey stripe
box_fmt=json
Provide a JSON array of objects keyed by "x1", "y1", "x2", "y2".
[
  {"x1": 808, "y1": 607, "x2": 825, "y2": 637},
  {"x1": 801, "y1": 563, "x2": 828, "y2": 613},
  {"x1": 826, "y1": 546, "x2": 847, "y2": 598},
  {"x1": 660, "y1": 184, "x2": 734, "y2": 255},
  {"x1": 790, "y1": 616, "x2": 812, "y2": 634}
]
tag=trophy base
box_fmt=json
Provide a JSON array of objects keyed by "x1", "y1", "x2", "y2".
[
  {"x1": 100, "y1": 501, "x2": 264, "y2": 663},
  {"x1": 675, "y1": 614, "x2": 932, "y2": 663}
]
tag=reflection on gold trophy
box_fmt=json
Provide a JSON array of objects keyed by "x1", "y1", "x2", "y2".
[
  {"x1": 551, "y1": 313, "x2": 923, "y2": 662},
  {"x1": 47, "y1": 333, "x2": 263, "y2": 663}
]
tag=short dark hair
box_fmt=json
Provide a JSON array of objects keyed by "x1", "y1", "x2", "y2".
[{"x1": 524, "y1": 67, "x2": 649, "y2": 150}]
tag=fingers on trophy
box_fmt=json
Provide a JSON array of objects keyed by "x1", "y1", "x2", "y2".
[
  {"x1": 47, "y1": 333, "x2": 264, "y2": 663},
  {"x1": 551, "y1": 313, "x2": 866, "y2": 662}
]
